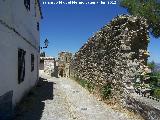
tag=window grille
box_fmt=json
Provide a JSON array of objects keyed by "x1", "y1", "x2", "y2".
[
  {"x1": 31, "y1": 54, "x2": 34, "y2": 72},
  {"x1": 37, "y1": 22, "x2": 39, "y2": 31},
  {"x1": 18, "y1": 49, "x2": 26, "y2": 84},
  {"x1": 24, "y1": 0, "x2": 30, "y2": 11}
]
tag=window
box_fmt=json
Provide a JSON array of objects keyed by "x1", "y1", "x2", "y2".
[
  {"x1": 34, "y1": 0, "x2": 37, "y2": 17},
  {"x1": 24, "y1": 0, "x2": 30, "y2": 11},
  {"x1": 37, "y1": 22, "x2": 39, "y2": 31},
  {"x1": 18, "y1": 49, "x2": 26, "y2": 84},
  {"x1": 31, "y1": 54, "x2": 34, "y2": 72},
  {"x1": 66, "y1": 57, "x2": 68, "y2": 62}
]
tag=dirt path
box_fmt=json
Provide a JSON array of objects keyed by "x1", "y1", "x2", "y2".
[{"x1": 14, "y1": 73, "x2": 140, "y2": 120}]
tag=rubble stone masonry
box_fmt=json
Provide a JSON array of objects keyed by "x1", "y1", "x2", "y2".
[
  {"x1": 70, "y1": 15, "x2": 160, "y2": 119},
  {"x1": 71, "y1": 15, "x2": 149, "y2": 94}
]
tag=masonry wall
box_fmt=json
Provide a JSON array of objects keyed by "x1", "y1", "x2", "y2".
[
  {"x1": 126, "y1": 93, "x2": 160, "y2": 120},
  {"x1": 70, "y1": 15, "x2": 160, "y2": 119},
  {"x1": 71, "y1": 15, "x2": 149, "y2": 95},
  {"x1": 70, "y1": 14, "x2": 155, "y2": 117}
]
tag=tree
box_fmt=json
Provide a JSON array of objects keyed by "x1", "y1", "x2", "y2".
[
  {"x1": 40, "y1": 52, "x2": 45, "y2": 57},
  {"x1": 40, "y1": 39, "x2": 49, "y2": 57},
  {"x1": 120, "y1": 0, "x2": 160, "y2": 38}
]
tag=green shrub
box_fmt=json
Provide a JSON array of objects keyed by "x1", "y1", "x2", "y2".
[
  {"x1": 147, "y1": 61, "x2": 156, "y2": 72},
  {"x1": 148, "y1": 72, "x2": 160, "y2": 87},
  {"x1": 86, "y1": 81, "x2": 95, "y2": 92},
  {"x1": 133, "y1": 83, "x2": 140, "y2": 88},
  {"x1": 100, "y1": 83, "x2": 112, "y2": 100},
  {"x1": 154, "y1": 88, "x2": 160, "y2": 99},
  {"x1": 73, "y1": 77, "x2": 95, "y2": 93},
  {"x1": 79, "y1": 79, "x2": 88, "y2": 88}
]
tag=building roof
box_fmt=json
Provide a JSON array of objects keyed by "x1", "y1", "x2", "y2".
[
  {"x1": 40, "y1": 57, "x2": 55, "y2": 60},
  {"x1": 37, "y1": 0, "x2": 43, "y2": 19}
]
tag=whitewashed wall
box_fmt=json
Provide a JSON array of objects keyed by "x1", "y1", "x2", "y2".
[
  {"x1": 0, "y1": 0, "x2": 41, "y2": 106},
  {"x1": 44, "y1": 59, "x2": 55, "y2": 76}
]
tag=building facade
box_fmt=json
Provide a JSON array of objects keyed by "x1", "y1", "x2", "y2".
[
  {"x1": 40, "y1": 57, "x2": 58, "y2": 77},
  {"x1": 0, "y1": 0, "x2": 42, "y2": 119}
]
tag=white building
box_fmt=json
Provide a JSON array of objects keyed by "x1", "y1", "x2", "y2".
[
  {"x1": 40, "y1": 57, "x2": 56, "y2": 76},
  {"x1": 0, "y1": 0, "x2": 42, "y2": 119}
]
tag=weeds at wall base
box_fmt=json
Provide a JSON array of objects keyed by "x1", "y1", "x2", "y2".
[{"x1": 70, "y1": 77, "x2": 113, "y2": 100}]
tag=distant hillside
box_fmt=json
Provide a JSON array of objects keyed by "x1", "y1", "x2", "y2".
[{"x1": 155, "y1": 63, "x2": 160, "y2": 72}]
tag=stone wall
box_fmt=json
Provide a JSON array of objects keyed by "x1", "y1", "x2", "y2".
[
  {"x1": 70, "y1": 15, "x2": 149, "y2": 96},
  {"x1": 126, "y1": 93, "x2": 160, "y2": 120},
  {"x1": 70, "y1": 15, "x2": 160, "y2": 119}
]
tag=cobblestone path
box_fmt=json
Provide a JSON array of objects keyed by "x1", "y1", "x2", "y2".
[{"x1": 14, "y1": 73, "x2": 139, "y2": 120}]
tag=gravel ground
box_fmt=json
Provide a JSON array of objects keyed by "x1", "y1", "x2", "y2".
[{"x1": 14, "y1": 73, "x2": 140, "y2": 120}]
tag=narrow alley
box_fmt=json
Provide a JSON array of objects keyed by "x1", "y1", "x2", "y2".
[{"x1": 14, "y1": 73, "x2": 140, "y2": 120}]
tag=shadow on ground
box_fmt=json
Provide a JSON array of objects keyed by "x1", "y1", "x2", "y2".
[{"x1": 13, "y1": 77, "x2": 55, "y2": 120}]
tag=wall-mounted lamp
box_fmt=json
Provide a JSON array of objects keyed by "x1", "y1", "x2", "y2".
[{"x1": 41, "y1": 38, "x2": 49, "y2": 49}]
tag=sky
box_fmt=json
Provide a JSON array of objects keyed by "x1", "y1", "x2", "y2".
[{"x1": 40, "y1": 0, "x2": 160, "y2": 63}]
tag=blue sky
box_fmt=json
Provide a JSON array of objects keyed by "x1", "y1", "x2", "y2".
[{"x1": 40, "y1": 0, "x2": 160, "y2": 63}]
